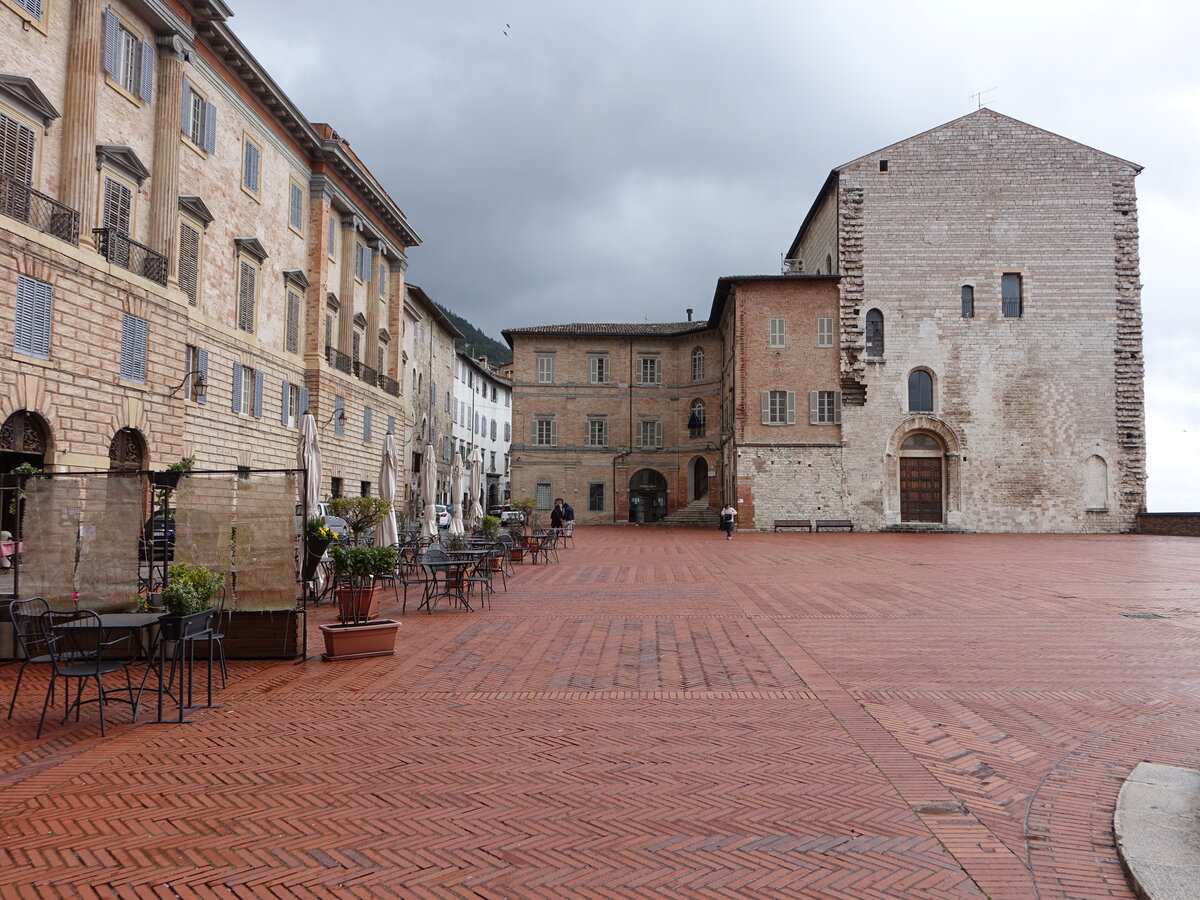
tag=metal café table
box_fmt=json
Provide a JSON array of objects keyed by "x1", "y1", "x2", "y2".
[
  {"x1": 421, "y1": 558, "x2": 477, "y2": 612},
  {"x1": 135, "y1": 611, "x2": 221, "y2": 724}
]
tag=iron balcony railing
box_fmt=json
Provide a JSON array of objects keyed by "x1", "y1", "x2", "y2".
[
  {"x1": 93, "y1": 227, "x2": 167, "y2": 286},
  {"x1": 378, "y1": 374, "x2": 400, "y2": 396},
  {"x1": 355, "y1": 362, "x2": 378, "y2": 388},
  {"x1": 1, "y1": 175, "x2": 80, "y2": 246},
  {"x1": 326, "y1": 345, "x2": 352, "y2": 374}
]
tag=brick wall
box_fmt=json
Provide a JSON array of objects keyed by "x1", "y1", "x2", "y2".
[{"x1": 1136, "y1": 514, "x2": 1200, "y2": 538}]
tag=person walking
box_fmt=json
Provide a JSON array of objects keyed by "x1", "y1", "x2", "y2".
[
  {"x1": 720, "y1": 503, "x2": 737, "y2": 540},
  {"x1": 550, "y1": 500, "x2": 565, "y2": 530}
]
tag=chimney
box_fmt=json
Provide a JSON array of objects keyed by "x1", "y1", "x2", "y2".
[{"x1": 686, "y1": 308, "x2": 693, "y2": 321}]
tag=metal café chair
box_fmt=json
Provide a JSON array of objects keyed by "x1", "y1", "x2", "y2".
[
  {"x1": 38, "y1": 609, "x2": 134, "y2": 738},
  {"x1": 7, "y1": 597, "x2": 58, "y2": 719}
]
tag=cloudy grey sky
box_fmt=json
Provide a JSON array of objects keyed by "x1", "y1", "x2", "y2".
[{"x1": 231, "y1": 0, "x2": 1199, "y2": 511}]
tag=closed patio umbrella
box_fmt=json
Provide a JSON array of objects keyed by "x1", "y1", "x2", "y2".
[
  {"x1": 468, "y1": 445, "x2": 484, "y2": 530},
  {"x1": 421, "y1": 441, "x2": 439, "y2": 538},
  {"x1": 448, "y1": 451, "x2": 466, "y2": 536},
  {"x1": 297, "y1": 412, "x2": 321, "y2": 518},
  {"x1": 376, "y1": 432, "x2": 399, "y2": 547}
]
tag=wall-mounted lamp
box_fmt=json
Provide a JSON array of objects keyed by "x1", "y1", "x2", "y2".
[
  {"x1": 168, "y1": 370, "x2": 208, "y2": 402},
  {"x1": 324, "y1": 407, "x2": 345, "y2": 428}
]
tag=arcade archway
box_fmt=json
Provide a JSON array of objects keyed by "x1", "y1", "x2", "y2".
[{"x1": 628, "y1": 468, "x2": 667, "y2": 523}]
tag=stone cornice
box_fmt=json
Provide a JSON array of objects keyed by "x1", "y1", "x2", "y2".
[
  {"x1": 0, "y1": 74, "x2": 60, "y2": 130},
  {"x1": 178, "y1": 195, "x2": 214, "y2": 226},
  {"x1": 282, "y1": 269, "x2": 310, "y2": 291},
  {"x1": 233, "y1": 236, "x2": 269, "y2": 264}
]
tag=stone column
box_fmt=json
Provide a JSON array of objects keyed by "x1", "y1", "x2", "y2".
[
  {"x1": 386, "y1": 255, "x2": 408, "y2": 380},
  {"x1": 148, "y1": 35, "x2": 188, "y2": 285},
  {"x1": 60, "y1": 0, "x2": 103, "y2": 245},
  {"x1": 337, "y1": 216, "x2": 360, "y2": 357},
  {"x1": 365, "y1": 240, "x2": 382, "y2": 373}
]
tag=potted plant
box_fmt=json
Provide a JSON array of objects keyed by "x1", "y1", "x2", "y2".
[
  {"x1": 152, "y1": 454, "x2": 195, "y2": 489},
  {"x1": 321, "y1": 545, "x2": 400, "y2": 661},
  {"x1": 480, "y1": 515, "x2": 501, "y2": 543},
  {"x1": 159, "y1": 562, "x2": 223, "y2": 641},
  {"x1": 302, "y1": 516, "x2": 335, "y2": 582},
  {"x1": 327, "y1": 496, "x2": 392, "y2": 546}
]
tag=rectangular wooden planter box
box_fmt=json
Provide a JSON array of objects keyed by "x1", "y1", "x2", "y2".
[{"x1": 320, "y1": 619, "x2": 400, "y2": 661}]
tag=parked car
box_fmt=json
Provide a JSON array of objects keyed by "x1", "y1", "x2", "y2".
[
  {"x1": 435, "y1": 505, "x2": 450, "y2": 528},
  {"x1": 499, "y1": 509, "x2": 525, "y2": 526},
  {"x1": 295, "y1": 502, "x2": 350, "y2": 544},
  {"x1": 488, "y1": 504, "x2": 513, "y2": 518}
]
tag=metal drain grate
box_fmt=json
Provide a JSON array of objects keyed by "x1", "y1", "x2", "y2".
[{"x1": 1123, "y1": 612, "x2": 1165, "y2": 619}]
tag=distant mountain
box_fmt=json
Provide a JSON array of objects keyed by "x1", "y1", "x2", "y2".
[{"x1": 436, "y1": 304, "x2": 512, "y2": 366}]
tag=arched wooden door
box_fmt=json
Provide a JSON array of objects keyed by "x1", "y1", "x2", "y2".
[{"x1": 899, "y1": 432, "x2": 944, "y2": 523}]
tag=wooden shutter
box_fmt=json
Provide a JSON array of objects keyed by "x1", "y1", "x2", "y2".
[
  {"x1": 809, "y1": 391, "x2": 819, "y2": 425},
  {"x1": 243, "y1": 140, "x2": 259, "y2": 192},
  {"x1": 14, "y1": 275, "x2": 51, "y2": 359},
  {"x1": 299, "y1": 386, "x2": 309, "y2": 417},
  {"x1": 387, "y1": 415, "x2": 395, "y2": 434},
  {"x1": 760, "y1": 391, "x2": 770, "y2": 424},
  {"x1": 15, "y1": 0, "x2": 42, "y2": 18},
  {"x1": 102, "y1": 176, "x2": 132, "y2": 234},
  {"x1": 334, "y1": 396, "x2": 345, "y2": 435},
  {"x1": 180, "y1": 78, "x2": 192, "y2": 135},
  {"x1": 119, "y1": 315, "x2": 147, "y2": 383},
  {"x1": 280, "y1": 380, "x2": 291, "y2": 425},
  {"x1": 196, "y1": 348, "x2": 208, "y2": 405},
  {"x1": 363, "y1": 407, "x2": 372, "y2": 443},
  {"x1": 786, "y1": 391, "x2": 796, "y2": 425},
  {"x1": 0, "y1": 112, "x2": 36, "y2": 186},
  {"x1": 201, "y1": 101, "x2": 217, "y2": 153},
  {"x1": 833, "y1": 391, "x2": 842, "y2": 425},
  {"x1": 231, "y1": 363, "x2": 243, "y2": 413},
  {"x1": 362, "y1": 246, "x2": 372, "y2": 279},
  {"x1": 286, "y1": 291, "x2": 299, "y2": 353},
  {"x1": 289, "y1": 183, "x2": 303, "y2": 230},
  {"x1": 102, "y1": 10, "x2": 120, "y2": 77},
  {"x1": 237, "y1": 261, "x2": 255, "y2": 332},
  {"x1": 253, "y1": 369, "x2": 264, "y2": 419},
  {"x1": 178, "y1": 221, "x2": 200, "y2": 305},
  {"x1": 138, "y1": 39, "x2": 155, "y2": 101}
]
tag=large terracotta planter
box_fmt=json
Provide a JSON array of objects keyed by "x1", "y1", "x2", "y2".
[
  {"x1": 334, "y1": 585, "x2": 382, "y2": 623},
  {"x1": 320, "y1": 619, "x2": 400, "y2": 661}
]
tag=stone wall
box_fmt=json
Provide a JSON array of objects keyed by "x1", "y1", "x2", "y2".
[{"x1": 1136, "y1": 514, "x2": 1200, "y2": 538}]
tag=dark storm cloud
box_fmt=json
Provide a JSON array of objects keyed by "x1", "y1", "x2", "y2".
[{"x1": 230, "y1": 0, "x2": 1200, "y2": 508}]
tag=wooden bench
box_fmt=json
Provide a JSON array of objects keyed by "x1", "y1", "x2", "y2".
[
  {"x1": 814, "y1": 519, "x2": 853, "y2": 532},
  {"x1": 773, "y1": 519, "x2": 811, "y2": 532}
]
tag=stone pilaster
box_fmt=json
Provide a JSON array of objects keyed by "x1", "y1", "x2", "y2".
[
  {"x1": 148, "y1": 35, "x2": 188, "y2": 284},
  {"x1": 337, "y1": 216, "x2": 359, "y2": 356},
  {"x1": 365, "y1": 240, "x2": 382, "y2": 371},
  {"x1": 60, "y1": 0, "x2": 102, "y2": 245}
]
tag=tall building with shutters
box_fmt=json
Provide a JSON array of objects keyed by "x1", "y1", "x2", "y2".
[
  {"x1": 1, "y1": 0, "x2": 419, "y2": 502},
  {"x1": 506, "y1": 110, "x2": 1147, "y2": 533}
]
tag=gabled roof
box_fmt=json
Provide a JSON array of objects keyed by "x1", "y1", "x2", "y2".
[
  {"x1": 502, "y1": 322, "x2": 711, "y2": 347},
  {"x1": 786, "y1": 108, "x2": 1143, "y2": 259}
]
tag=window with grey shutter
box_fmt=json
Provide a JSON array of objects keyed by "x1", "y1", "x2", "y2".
[
  {"x1": 201, "y1": 99, "x2": 217, "y2": 153},
  {"x1": 387, "y1": 415, "x2": 395, "y2": 434},
  {"x1": 0, "y1": 111, "x2": 36, "y2": 188},
  {"x1": 378, "y1": 262, "x2": 386, "y2": 297},
  {"x1": 817, "y1": 317, "x2": 834, "y2": 348},
  {"x1": 178, "y1": 221, "x2": 200, "y2": 305},
  {"x1": 1001, "y1": 273, "x2": 1023, "y2": 318},
  {"x1": 334, "y1": 396, "x2": 345, "y2": 435},
  {"x1": 231, "y1": 363, "x2": 243, "y2": 413},
  {"x1": 285, "y1": 291, "x2": 300, "y2": 353},
  {"x1": 138, "y1": 39, "x2": 155, "y2": 101},
  {"x1": 810, "y1": 390, "x2": 840, "y2": 424},
  {"x1": 363, "y1": 407, "x2": 372, "y2": 443},
  {"x1": 242, "y1": 139, "x2": 260, "y2": 193},
  {"x1": 299, "y1": 385, "x2": 309, "y2": 417},
  {"x1": 14, "y1": 275, "x2": 52, "y2": 359},
  {"x1": 237, "y1": 261, "x2": 256, "y2": 332},
  {"x1": 196, "y1": 348, "x2": 208, "y2": 405},
  {"x1": 289, "y1": 182, "x2": 304, "y2": 231},
  {"x1": 12, "y1": 0, "x2": 43, "y2": 20},
  {"x1": 102, "y1": 176, "x2": 132, "y2": 234},
  {"x1": 327, "y1": 217, "x2": 335, "y2": 256},
  {"x1": 102, "y1": 9, "x2": 120, "y2": 77},
  {"x1": 180, "y1": 79, "x2": 193, "y2": 136},
  {"x1": 361, "y1": 245, "x2": 373, "y2": 280},
  {"x1": 253, "y1": 369, "x2": 264, "y2": 419},
  {"x1": 119, "y1": 314, "x2": 147, "y2": 383},
  {"x1": 280, "y1": 380, "x2": 291, "y2": 426}
]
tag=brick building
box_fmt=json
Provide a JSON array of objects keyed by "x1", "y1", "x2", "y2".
[
  {"x1": 506, "y1": 110, "x2": 1147, "y2": 533},
  {"x1": 1, "y1": 0, "x2": 419, "y2": 504}
]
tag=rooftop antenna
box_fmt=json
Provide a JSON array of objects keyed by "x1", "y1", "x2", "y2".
[{"x1": 970, "y1": 87, "x2": 998, "y2": 110}]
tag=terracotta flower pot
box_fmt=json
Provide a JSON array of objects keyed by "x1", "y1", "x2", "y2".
[
  {"x1": 334, "y1": 585, "x2": 381, "y2": 623},
  {"x1": 320, "y1": 619, "x2": 400, "y2": 661}
]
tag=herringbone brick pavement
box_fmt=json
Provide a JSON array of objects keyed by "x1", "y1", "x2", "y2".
[{"x1": 1, "y1": 529, "x2": 1198, "y2": 898}]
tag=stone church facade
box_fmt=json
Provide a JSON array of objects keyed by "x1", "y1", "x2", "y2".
[{"x1": 507, "y1": 110, "x2": 1147, "y2": 533}]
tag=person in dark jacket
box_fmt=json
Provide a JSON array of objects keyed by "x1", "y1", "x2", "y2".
[{"x1": 550, "y1": 501, "x2": 565, "y2": 529}]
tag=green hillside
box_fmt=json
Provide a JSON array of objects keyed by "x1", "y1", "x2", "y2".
[{"x1": 437, "y1": 304, "x2": 512, "y2": 366}]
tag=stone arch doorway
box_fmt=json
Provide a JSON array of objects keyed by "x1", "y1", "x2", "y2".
[
  {"x1": 628, "y1": 468, "x2": 667, "y2": 523},
  {"x1": 688, "y1": 456, "x2": 709, "y2": 502},
  {"x1": 898, "y1": 431, "x2": 945, "y2": 523},
  {"x1": 108, "y1": 427, "x2": 147, "y2": 474},
  {"x1": 1, "y1": 410, "x2": 51, "y2": 536}
]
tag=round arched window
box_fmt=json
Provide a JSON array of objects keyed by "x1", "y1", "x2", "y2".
[{"x1": 907, "y1": 370, "x2": 934, "y2": 413}]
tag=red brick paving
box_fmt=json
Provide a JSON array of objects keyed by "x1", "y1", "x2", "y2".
[{"x1": 2, "y1": 530, "x2": 1199, "y2": 897}]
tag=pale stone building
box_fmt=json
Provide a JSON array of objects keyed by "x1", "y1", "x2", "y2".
[
  {"x1": 1, "y1": 0, "x2": 418, "y2": 509},
  {"x1": 507, "y1": 110, "x2": 1147, "y2": 533},
  {"x1": 450, "y1": 352, "x2": 512, "y2": 510}
]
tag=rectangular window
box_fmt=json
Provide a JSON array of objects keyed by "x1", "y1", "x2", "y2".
[
  {"x1": 533, "y1": 417, "x2": 557, "y2": 446},
  {"x1": 0, "y1": 110, "x2": 36, "y2": 189},
  {"x1": 352, "y1": 331, "x2": 361, "y2": 365},
  {"x1": 288, "y1": 180, "x2": 304, "y2": 233},
  {"x1": 504, "y1": 422, "x2": 511, "y2": 441},
  {"x1": 636, "y1": 419, "x2": 662, "y2": 448},
  {"x1": 442, "y1": 435, "x2": 451, "y2": 459},
  {"x1": 180, "y1": 78, "x2": 216, "y2": 152},
  {"x1": 769, "y1": 317, "x2": 786, "y2": 348},
  {"x1": 236, "y1": 260, "x2": 256, "y2": 333},
  {"x1": 327, "y1": 216, "x2": 336, "y2": 258},
  {"x1": 281, "y1": 381, "x2": 299, "y2": 428},
  {"x1": 324, "y1": 314, "x2": 333, "y2": 350},
  {"x1": 9, "y1": 0, "x2": 43, "y2": 22},
  {"x1": 119, "y1": 313, "x2": 148, "y2": 383},
  {"x1": 103, "y1": 11, "x2": 154, "y2": 102},
  {"x1": 233, "y1": 365, "x2": 262, "y2": 418},
  {"x1": 490, "y1": 419, "x2": 497, "y2": 440},
  {"x1": 1002, "y1": 273, "x2": 1023, "y2": 318},
  {"x1": 378, "y1": 262, "x2": 387, "y2": 298},
  {"x1": 588, "y1": 482, "x2": 605, "y2": 512},
  {"x1": 285, "y1": 291, "x2": 300, "y2": 354},
  {"x1": 377, "y1": 344, "x2": 385, "y2": 375},
  {"x1": 585, "y1": 417, "x2": 607, "y2": 447},
  {"x1": 761, "y1": 390, "x2": 796, "y2": 425},
  {"x1": 809, "y1": 390, "x2": 842, "y2": 425},
  {"x1": 636, "y1": 357, "x2": 661, "y2": 385},
  {"x1": 536, "y1": 483, "x2": 552, "y2": 510},
  {"x1": 333, "y1": 396, "x2": 345, "y2": 435},
  {"x1": 102, "y1": 175, "x2": 132, "y2": 234},
  {"x1": 817, "y1": 317, "x2": 834, "y2": 347},
  {"x1": 962, "y1": 285, "x2": 975, "y2": 318},
  {"x1": 589, "y1": 355, "x2": 609, "y2": 384},
  {"x1": 536, "y1": 354, "x2": 555, "y2": 384},
  {"x1": 178, "y1": 219, "x2": 201, "y2": 306},
  {"x1": 13, "y1": 274, "x2": 52, "y2": 359},
  {"x1": 354, "y1": 242, "x2": 373, "y2": 281},
  {"x1": 242, "y1": 135, "x2": 261, "y2": 196},
  {"x1": 363, "y1": 406, "x2": 373, "y2": 443}
]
